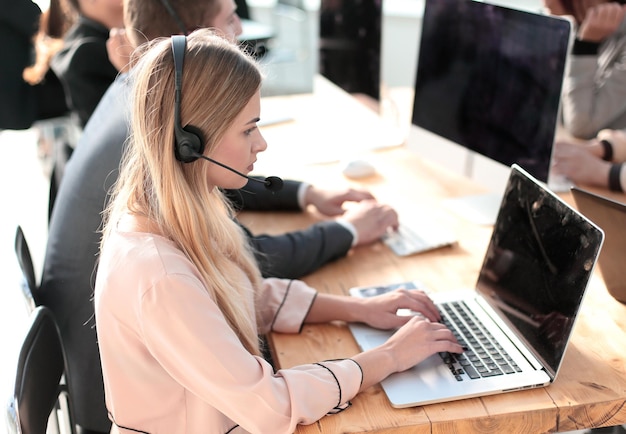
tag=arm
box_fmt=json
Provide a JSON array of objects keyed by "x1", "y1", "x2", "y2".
[
  {"x1": 561, "y1": 5, "x2": 626, "y2": 139},
  {"x1": 224, "y1": 177, "x2": 302, "y2": 211},
  {"x1": 141, "y1": 275, "x2": 362, "y2": 432},
  {"x1": 256, "y1": 279, "x2": 463, "y2": 394},
  {"x1": 237, "y1": 197, "x2": 398, "y2": 278},
  {"x1": 303, "y1": 289, "x2": 463, "y2": 392},
  {"x1": 552, "y1": 128, "x2": 626, "y2": 191},
  {"x1": 225, "y1": 179, "x2": 377, "y2": 215},
  {"x1": 243, "y1": 220, "x2": 354, "y2": 278}
]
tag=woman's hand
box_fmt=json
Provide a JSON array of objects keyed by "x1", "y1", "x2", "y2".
[
  {"x1": 353, "y1": 315, "x2": 463, "y2": 390},
  {"x1": 382, "y1": 316, "x2": 462, "y2": 373},
  {"x1": 358, "y1": 289, "x2": 442, "y2": 330},
  {"x1": 305, "y1": 288, "x2": 438, "y2": 327}
]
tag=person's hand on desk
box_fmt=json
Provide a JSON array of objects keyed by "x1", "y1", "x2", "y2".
[
  {"x1": 340, "y1": 200, "x2": 399, "y2": 246},
  {"x1": 552, "y1": 139, "x2": 612, "y2": 187},
  {"x1": 303, "y1": 186, "x2": 376, "y2": 216},
  {"x1": 305, "y1": 290, "x2": 463, "y2": 390},
  {"x1": 357, "y1": 289, "x2": 441, "y2": 329},
  {"x1": 304, "y1": 185, "x2": 399, "y2": 245}
]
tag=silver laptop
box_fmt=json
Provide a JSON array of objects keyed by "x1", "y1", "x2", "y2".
[
  {"x1": 349, "y1": 164, "x2": 604, "y2": 408},
  {"x1": 571, "y1": 187, "x2": 626, "y2": 304}
]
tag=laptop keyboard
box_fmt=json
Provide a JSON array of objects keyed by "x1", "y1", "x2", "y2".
[
  {"x1": 383, "y1": 223, "x2": 455, "y2": 256},
  {"x1": 438, "y1": 301, "x2": 522, "y2": 381}
]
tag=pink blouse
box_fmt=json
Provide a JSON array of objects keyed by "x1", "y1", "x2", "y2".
[{"x1": 94, "y1": 230, "x2": 362, "y2": 434}]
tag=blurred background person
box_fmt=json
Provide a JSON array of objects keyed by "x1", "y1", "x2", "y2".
[
  {"x1": 553, "y1": 128, "x2": 626, "y2": 191},
  {"x1": 543, "y1": 0, "x2": 626, "y2": 139}
]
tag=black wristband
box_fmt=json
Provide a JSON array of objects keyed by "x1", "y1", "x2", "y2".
[
  {"x1": 572, "y1": 38, "x2": 601, "y2": 55},
  {"x1": 600, "y1": 139, "x2": 614, "y2": 161},
  {"x1": 608, "y1": 163, "x2": 623, "y2": 192}
]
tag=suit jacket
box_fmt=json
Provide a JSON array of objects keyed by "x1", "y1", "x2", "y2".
[
  {"x1": 0, "y1": 0, "x2": 40, "y2": 129},
  {"x1": 225, "y1": 182, "x2": 354, "y2": 278},
  {"x1": 40, "y1": 73, "x2": 353, "y2": 431},
  {"x1": 51, "y1": 15, "x2": 118, "y2": 127}
]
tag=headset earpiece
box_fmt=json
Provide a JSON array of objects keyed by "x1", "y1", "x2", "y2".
[
  {"x1": 171, "y1": 34, "x2": 204, "y2": 163},
  {"x1": 174, "y1": 124, "x2": 205, "y2": 163}
]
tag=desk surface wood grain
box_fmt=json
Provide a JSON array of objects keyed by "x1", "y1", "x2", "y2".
[{"x1": 238, "y1": 144, "x2": 626, "y2": 433}]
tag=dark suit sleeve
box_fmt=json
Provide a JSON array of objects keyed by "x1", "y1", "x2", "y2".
[
  {"x1": 53, "y1": 37, "x2": 118, "y2": 127},
  {"x1": 240, "y1": 220, "x2": 354, "y2": 278},
  {"x1": 224, "y1": 178, "x2": 302, "y2": 211}
]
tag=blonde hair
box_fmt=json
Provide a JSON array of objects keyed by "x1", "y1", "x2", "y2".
[{"x1": 102, "y1": 29, "x2": 263, "y2": 355}]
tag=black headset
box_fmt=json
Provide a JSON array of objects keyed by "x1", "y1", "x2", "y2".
[
  {"x1": 171, "y1": 35, "x2": 205, "y2": 163},
  {"x1": 168, "y1": 35, "x2": 285, "y2": 191}
]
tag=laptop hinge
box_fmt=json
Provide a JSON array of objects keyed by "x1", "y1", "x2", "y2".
[{"x1": 475, "y1": 295, "x2": 554, "y2": 379}]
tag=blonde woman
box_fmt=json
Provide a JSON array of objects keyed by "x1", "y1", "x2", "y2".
[{"x1": 94, "y1": 29, "x2": 462, "y2": 434}]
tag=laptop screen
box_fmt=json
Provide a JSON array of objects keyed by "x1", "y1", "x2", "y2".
[
  {"x1": 476, "y1": 166, "x2": 603, "y2": 376},
  {"x1": 411, "y1": 0, "x2": 570, "y2": 183},
  {"x1": 571, "y1": 188, "x2": 626, "y2": 304}
]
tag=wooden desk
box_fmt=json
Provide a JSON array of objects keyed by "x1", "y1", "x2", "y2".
[
  {"x1": 257, "y1": 75, "x2": 404, "y2": 170},
  {"x1": 242, "y1": 84, "x2": 626, "y2": 433}
]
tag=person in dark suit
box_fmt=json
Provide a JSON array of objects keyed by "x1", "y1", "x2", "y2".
[
  {"x1": 51, "y1": 0, "x2": 123, "y2": 128},
  {"x1": 0, "y1": 0, "x2": 42, "y2": 130},
  {"x1": 46, "y1": 0, "x2": 125, "y2": 221},
  {"x1": 40, "y1": 0, "x2": 398, "y2": 432}
]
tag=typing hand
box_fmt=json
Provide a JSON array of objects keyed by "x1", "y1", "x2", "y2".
[
  {"x1": 359, "y1": 289, "x2": 441, "y2": 330},
  {"x1": 341, "y1": 200, "x2": 399, "y2": 245},
  {"x1": 384, "y1": 317, "x2": 463, "y2": 373},
  {"x1": 304, "y1": 185, "x2": 375, "y2": 216}
]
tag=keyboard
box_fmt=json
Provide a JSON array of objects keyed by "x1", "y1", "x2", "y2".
[
  {"x1": 383, "y1": 222, "x2": 456, "y2": 256},
  {"x1": 438, "y1": 301, "x2": 521, "y2": 381}
]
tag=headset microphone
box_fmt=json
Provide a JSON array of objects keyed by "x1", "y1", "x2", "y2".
[
  {"x1": 186, "y1": 149, "x2": 284, "y2": 192},
  {"x1": 170, "y1": 35, "x2": 283, "y2": 192}
]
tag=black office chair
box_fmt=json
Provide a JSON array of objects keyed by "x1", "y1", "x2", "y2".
[
  {"x1": 6, "y1": 306, "x2": 76, "y2": 434},
  {"x1": 14, "y1": 225, "x2": 38, "y2": 312}
]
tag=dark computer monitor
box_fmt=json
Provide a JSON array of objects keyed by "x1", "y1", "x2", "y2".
[
  {"x1": 409, "y1": 0, "x2": 571, "y2": 224},
  {"x1": 318, "y1": 0, "x2": 382, "y2": 100}
]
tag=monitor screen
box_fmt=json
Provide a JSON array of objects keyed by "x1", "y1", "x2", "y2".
[
  {"x1": 411, "y1": 0, "x2": 570, "y2": 183},
  {"x1": 319, "y1": 0, "x2": 382, "y2": 100}
]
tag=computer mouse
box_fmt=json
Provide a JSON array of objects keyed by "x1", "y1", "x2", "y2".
[{"x1": 341, "y1": 159, "x2": 376, "y2": 179}]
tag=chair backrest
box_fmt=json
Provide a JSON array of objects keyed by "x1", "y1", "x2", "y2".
[
  {"x1": 6, "y1": 306, "x2": 75, "y2": 434},
  {"x1": 14, "y1": 225, "x2": 38, "y2": 311}
]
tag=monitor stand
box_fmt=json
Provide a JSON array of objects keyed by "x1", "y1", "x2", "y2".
[
  {"x1": 440, "y1": 152, "x2": 505, "y2": 226},
  {"x1": 441, "y1": 171, "x2": 572, "y2": 226},
  {"x1": 442, "y1": 192, "x2": 502, "y2": 226}
]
